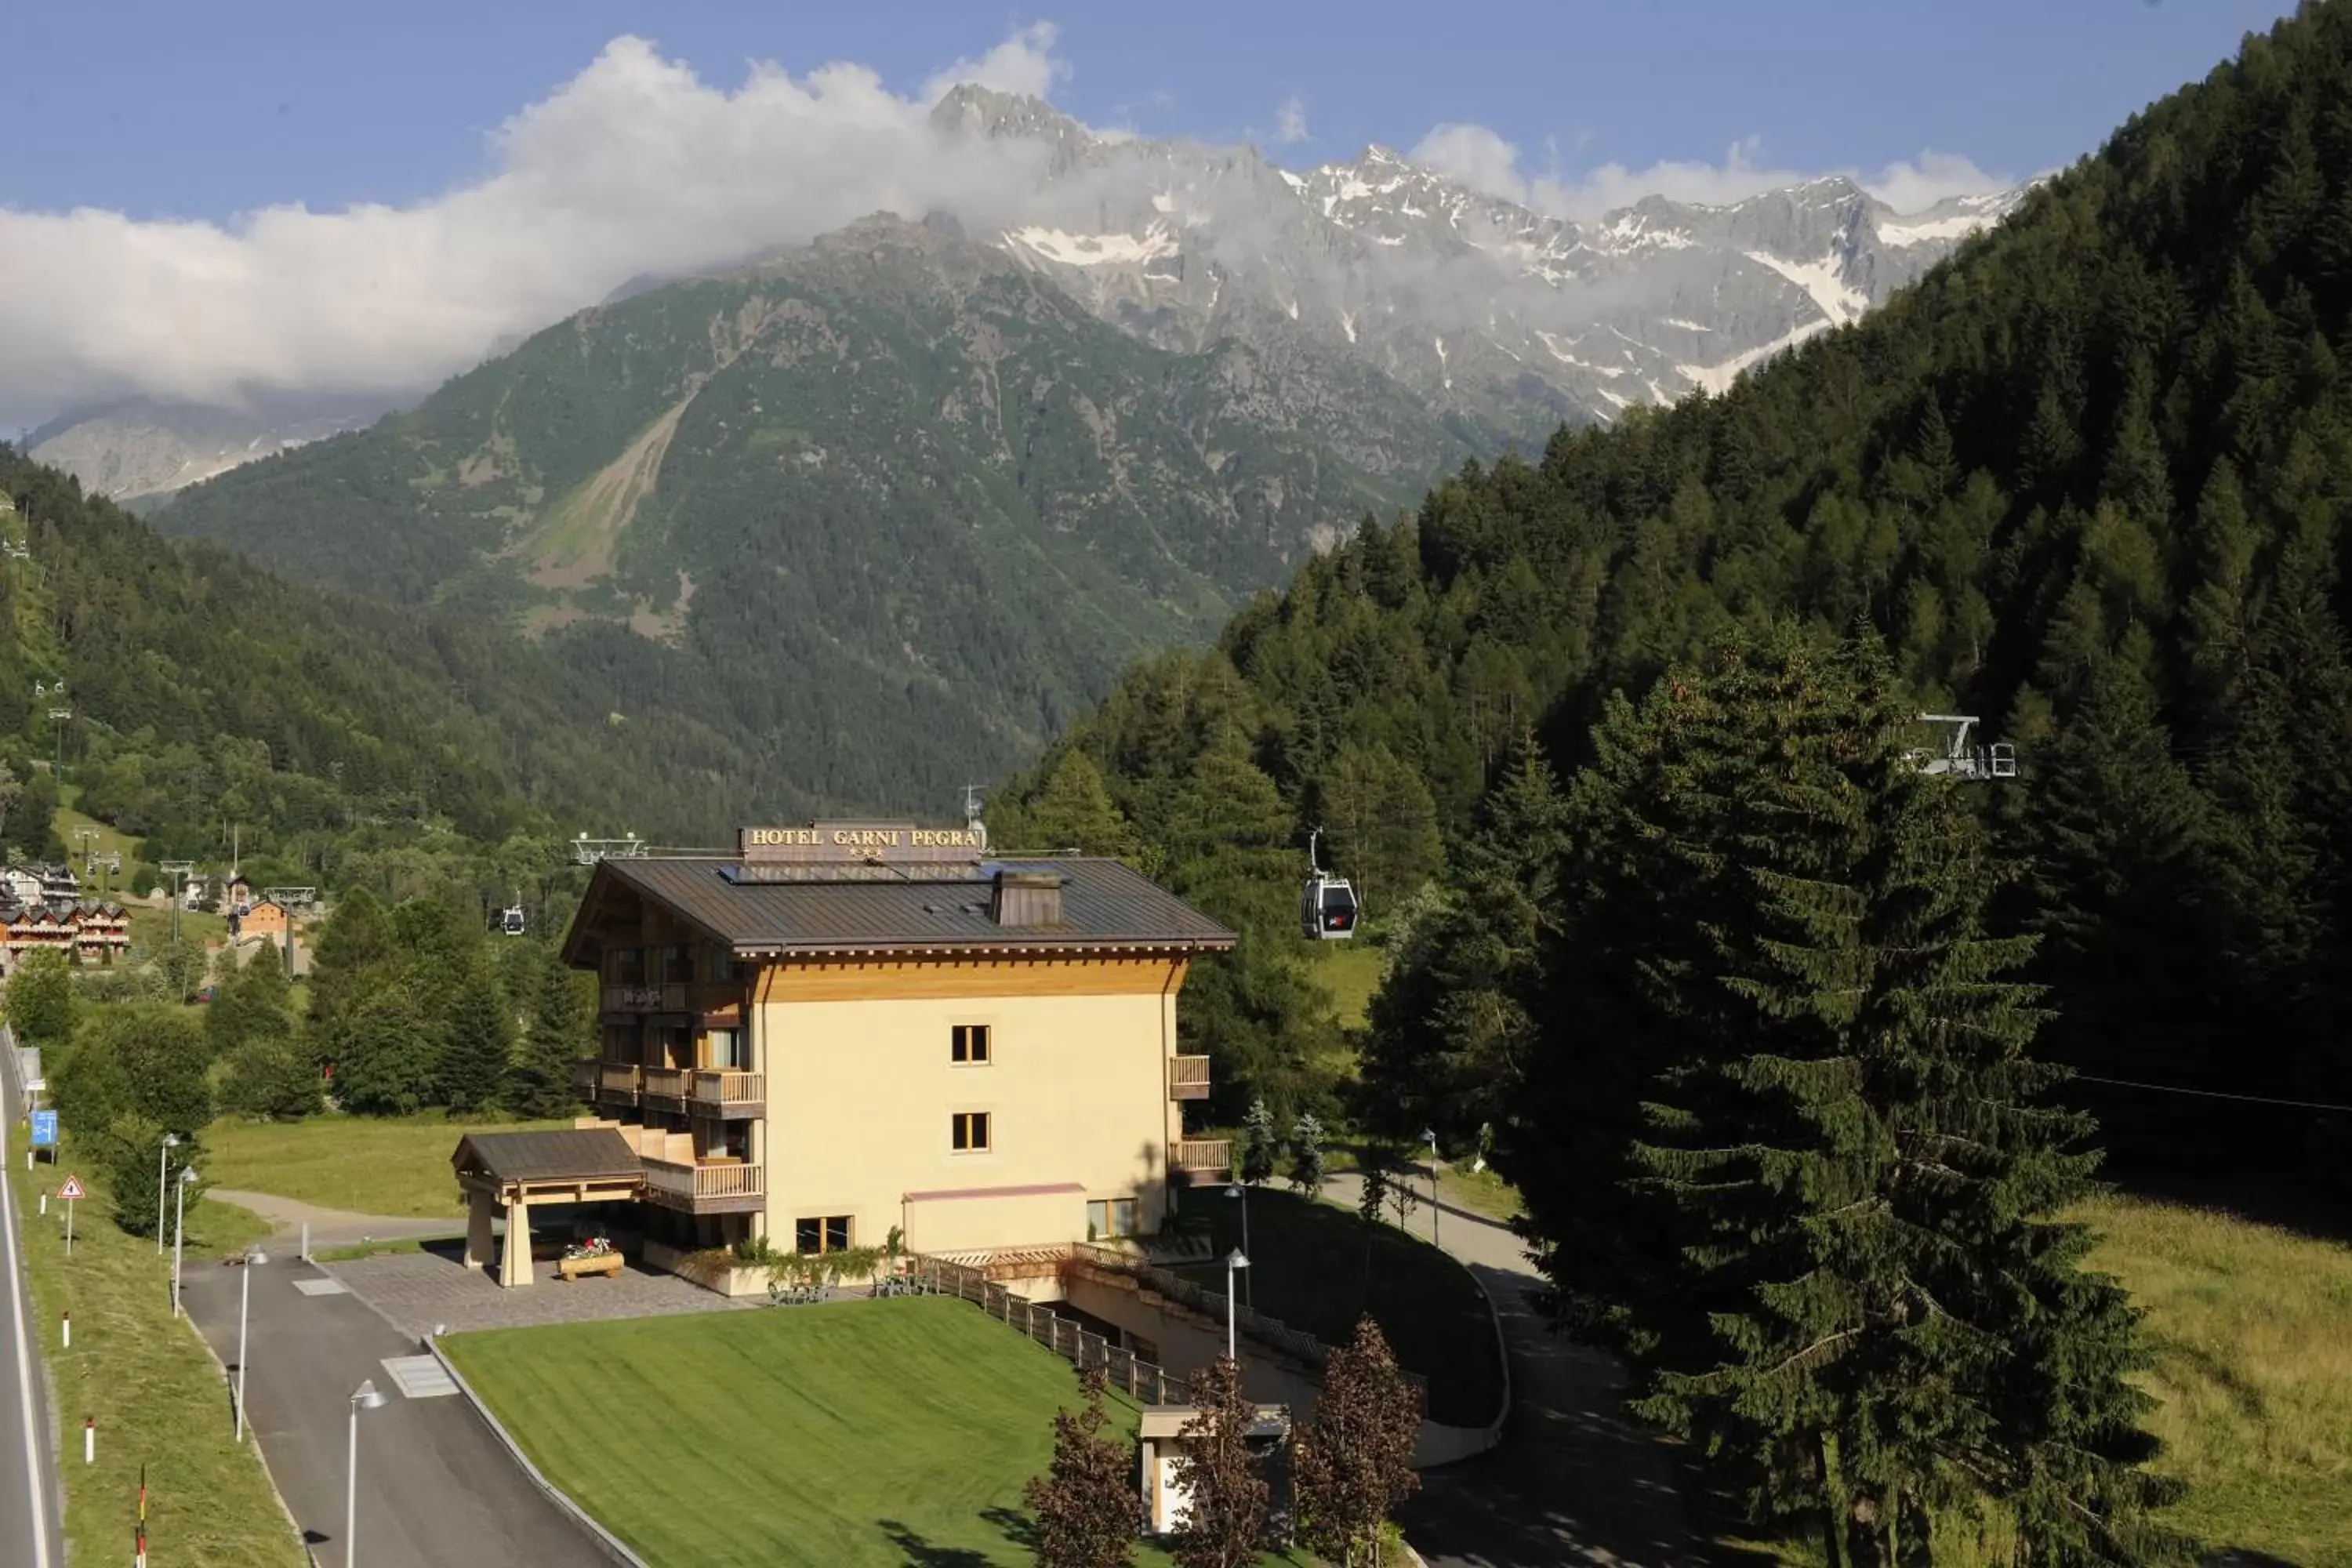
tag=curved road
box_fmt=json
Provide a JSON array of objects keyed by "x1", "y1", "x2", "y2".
[
  {"x1": 0, "y1": 1049, "x2": 64, "y2": 1568},
  {"x1": 1323, "y1": 1172, "x2": 1708, "y2": 1567}
]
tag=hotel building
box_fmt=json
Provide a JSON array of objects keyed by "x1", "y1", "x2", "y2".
[{"x1": 473, "y1": 823, "x2": 1237, "y2": 1280}]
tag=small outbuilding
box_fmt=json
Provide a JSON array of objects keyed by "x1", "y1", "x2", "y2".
[
  {"x1": 1138, "y1": 1403, "x2": 1293, "y2": 1536},
  {"x1": 452, "y1": 1127, "x2": 647, "y2": 1287}
]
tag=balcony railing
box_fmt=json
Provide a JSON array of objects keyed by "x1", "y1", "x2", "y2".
[
  {"x1": 1169, "y1": 1055, "x2": 1211, "y2": 1101},
  {"x1": 1171, "y1": 1138, "x2": 1233, "y2": 1178},
  {"x1": 641, "y1": 1157, "x2": 765, "y2": 1214},
  {"x1": 641, "y1": 1066, "x2": 690, "y2": 1107},
  {"x1": 689, "y1": 1069, "x2": 764, "y2": 1116},
  {"x1": 593, "y1": 1062, "x2": 642, "y2": 1106},
  {"x1": 600, "y1": 982, "x2": 746, "y2": 1017},
  {"x1": 572, "y1": 1058, "x2": 598, "y2": 1095}
]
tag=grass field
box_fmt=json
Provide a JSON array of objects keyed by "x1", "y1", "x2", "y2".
[
  {"x1": 203, "y1": 1110, "x2": 570, "y2": 1218},
  {"x1": 2078, "y1": 1194, "x2": 2352, "y2": 1566},
  {"x1": 6, "y1": 1126, "x2": 300, "y2": 1567},
  {"x1": 1183, "y1": 1185, "x2": 1503, "y2": 1428},
  {"x1": 443, "y1": 1295, "x2": 1310, "y2": 1567},
  {"x1": 1307, "y1": 940, "x2": 1386, "y2": 1031}
]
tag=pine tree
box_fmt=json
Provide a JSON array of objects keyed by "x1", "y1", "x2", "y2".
[
  {"x1": 506, "y1": 950, "x2": 589, "y2": 1120},
  {"x1": 1577, "y1": 626, "x2": 2173, "y2": 1566},
  {"x1": 1022, "y1": 1366, "x2": 1138, "y2": 1568},
  {"x1": 1025, "y1": 750, "x2": 1134, "y2": 858},
  {"x1": 1240, "y1": 1098, "x2": 1279, "y2": 1185},
  {"x1": 439, "y1": 966, "x2": 511, "y2": 1117},
  {"x1": 307, "y1": 887, "x2": 398, "y2": 1033},
  {"x1": 333, "y1": 989, "x2": 440, "y2": 1116},
  {"x1": 1293, "y1": 1316, "x2": 1424, "y2": 1566},
  {"x1": 207, "y1": 945, "x2": 294, "y2": 1062},
  {"x1": 1287, "y1": 1112, "x2": 1327, "y2": 1196},
  {"x1": 1169, "y1": 1356, "x2": 1270, "y2": 1568}
]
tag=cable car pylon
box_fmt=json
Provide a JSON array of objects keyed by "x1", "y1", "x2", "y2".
[{"x1": 1301, "y1": 826, "x2": 1359, "y2": 940}]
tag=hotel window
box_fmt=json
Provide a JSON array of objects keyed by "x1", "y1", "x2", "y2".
[
  {"x1": 951, "y1": 1024, "x2": 991, "y2": 1065},
  {"x1": 952, "y1": 1111, "x2": 993, "y2": 1152},
  {"x1": 1087, "y1": 1199, "x2": 1138, "y2": 1240},
  {"x1": 793, "y1": 1216, "x2": 852, "y2": 1254}
]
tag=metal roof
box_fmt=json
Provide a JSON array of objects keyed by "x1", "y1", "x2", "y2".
[
  {"x1": 583, "y1": 855, "x2": 1236, "y2": 956},
  {"x1": 451, "y1": 1128, "x2": 643, "y2": 1185}
]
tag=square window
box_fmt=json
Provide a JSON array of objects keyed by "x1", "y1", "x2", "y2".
[
  {"x1": 793, "y1": 1215, "x2": 853, "y2": 1254},
  {"x1": 1086, "y1": 1198, "x2": 1139, "y2": 1240},
  {"x1": 952, "y1": 1111, "x2": 993, "y2": 1152},
  {"x1": 952, "y1": 1024, "x2": 991, "y2": 1064}
]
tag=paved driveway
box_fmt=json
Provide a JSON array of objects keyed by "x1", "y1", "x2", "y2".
[
  {"x1": 1322, "y1": 1174, "x2": 1709, "y2": 1567},
  {"x1": 330, "y1": 1243, "x2": 750, "y2": 1336},
  {"x1": 180, "y1": 1254, "x2": 604, "y2": 1568}
]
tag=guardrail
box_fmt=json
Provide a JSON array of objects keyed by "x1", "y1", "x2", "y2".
[{"x1": 911, "y1": 1254, "x2": 1190, "y2": 1405}]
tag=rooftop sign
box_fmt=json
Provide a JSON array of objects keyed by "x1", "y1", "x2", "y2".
[{"x1": 738, "y1": 822, "x2": 986, "y2": 864}]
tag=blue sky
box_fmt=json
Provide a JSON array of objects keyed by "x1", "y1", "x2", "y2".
[{"x1": 2, "y1": 1, "x2": 2291, "y2": 221}]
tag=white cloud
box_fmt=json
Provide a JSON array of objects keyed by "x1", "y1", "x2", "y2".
[
  {"x1": 1274, "y1": 95, "x2": 1308, "y2": 146},
  {"x1": 918, "y1": 21, "x2": 1066, "y2": 104},
  {"x1": 0, "y1": 31, "x2": 1070, "y2": 428},
  {"x1": 1412, "y1": 122, "x2": 2009, "y2": 223}
]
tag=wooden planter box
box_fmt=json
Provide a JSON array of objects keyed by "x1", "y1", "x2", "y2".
[{"x1": 558, "y1": 1250, "x2": 624, "y2": 1283}]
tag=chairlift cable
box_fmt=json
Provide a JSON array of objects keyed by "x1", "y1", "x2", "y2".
[{"x1": 2071, "y1": 1073, "x2": 2352, "y2": 1116}]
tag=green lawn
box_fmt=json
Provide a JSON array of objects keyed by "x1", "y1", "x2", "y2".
[
  {"x1": 204, "y1": 1110, "x2": 570, "y2": 1218},
  {"x1": 443, "y1": 1296, "x2": 1310, "y2": 1567},
  {"x1": 6, "y1": 1127, "x2": 299, "y2": 1566},
  {"x1": 1183, "y1": 1185, "x2": 1503, "y2": 1428}
]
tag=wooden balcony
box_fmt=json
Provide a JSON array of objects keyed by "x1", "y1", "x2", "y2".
[
  {"x1": 600, "y1": 981, "x2": 746, "y2": 1018},
  {"x1": 1171, "y1": 1138, "x2": 1233, "y2": 1179},
  {"x1": 641, "y1": 1066, "x2": 689, "y2": 1109},
  {"x1": 583, "y1": 1062, "x2": 641, "y2": 1108},
  {"x1": 688, "y1": 1069, "x2": 764, "y2": 1119},
  {"x1": 1169, "y1": 1054, "x2": 1211, "y2": 1101},
  {"x1": 641, "y1": 1157, "x2": 764, "y2": 1215}
]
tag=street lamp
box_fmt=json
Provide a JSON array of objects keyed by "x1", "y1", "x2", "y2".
[
  {"x1": 1223, "y1": 1182, "x2": 1254, "y2": 1308},
  {"x1": 155, "y1": 1133, "x2": 180, "y2": 1255},
  {"x1": 1421, "y1": 1127, "x2": 1440, "y2": 1248},
  {"x1": 1223, "y1": 1247, "x2": 1250, "y2": 1362},
  {"x1": 172, "y1": 1166, "x2": 198, "y2": 1317},
  {"x1": 235, "y1": 1248, "x2": 270, "y2": 1441},
  {"x1": 347, "y1": 1377, "x2": 388, "y2": 1568}
]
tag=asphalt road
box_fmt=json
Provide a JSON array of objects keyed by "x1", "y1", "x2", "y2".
[
  {"x1": 0, "y1": 1052, "x2": 63, "y2": 1568},
  {"x1": 1322, "y1": 1174, "x2": 1708, "y2": 1567},
  {"x1": 180, "y1": 1253, "x2": 603, "y2": 1568}
]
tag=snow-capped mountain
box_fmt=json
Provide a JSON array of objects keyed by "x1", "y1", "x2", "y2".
[{"x1": 938, "y1": 85, "x2": 2031, "y2": 440}]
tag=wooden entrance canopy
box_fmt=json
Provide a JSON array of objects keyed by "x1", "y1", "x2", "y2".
[{"x1": 452, "y1": 1128, "x2": 646, "y2": 1287}]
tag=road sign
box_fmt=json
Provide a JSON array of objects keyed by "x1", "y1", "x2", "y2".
[
  {"x1": 58, "y1": 1174, "x2": 81, "y2": 1256},
  {"x1": 29, "y1": 1110, "x2": 56, "y2": 1149}
]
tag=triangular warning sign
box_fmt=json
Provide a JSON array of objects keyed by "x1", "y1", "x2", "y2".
[{"x1": 56, "y1": 1177, "x2": 82, "y2": 1200}]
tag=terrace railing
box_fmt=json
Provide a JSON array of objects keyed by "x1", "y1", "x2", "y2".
[{"x1": 910, "y1": 1254, "x2": 1189, "y2": 1406}]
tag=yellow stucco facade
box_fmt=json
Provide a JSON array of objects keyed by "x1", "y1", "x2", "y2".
[{"x1": 751, "y1": 958, "x2": 1187, "y2": 1254}]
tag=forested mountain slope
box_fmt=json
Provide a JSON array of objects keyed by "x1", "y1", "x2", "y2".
[
  {"x1": 0, "y1": 448, "x2": 746, "y2": 897},
  {"x1": 992, "y1": 3, "x2": 2352, "y2": 1180},
  {"x1": 154, "y1": 216, "x2": 1483, "y2": 812}
]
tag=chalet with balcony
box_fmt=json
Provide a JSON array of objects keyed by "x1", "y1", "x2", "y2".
[{"x1": 499, "y1": 822, "x2": 1236, "y2": 1282}]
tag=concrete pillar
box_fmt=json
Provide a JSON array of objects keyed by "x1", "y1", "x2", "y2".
[
  {"x1": 499, "y1": 1198, "x2": 533, "y2": 1288},
  {"x1": 464, "y1": 1189, "x2": 495, "y2": 1272}
]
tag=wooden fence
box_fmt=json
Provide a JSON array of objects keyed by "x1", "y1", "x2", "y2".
[{"x1": 913, "y1": 1254, "x2": 1192, "y2": 1405}]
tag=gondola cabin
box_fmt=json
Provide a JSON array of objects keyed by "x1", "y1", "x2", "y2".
[{"x1": 1301, "y1": 873, "x2": 1359, "y2": 940}]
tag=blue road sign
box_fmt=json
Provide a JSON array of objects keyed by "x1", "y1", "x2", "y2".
[{"x1": 29, "y1": 1109, "x2": 56, "y2": 1148}]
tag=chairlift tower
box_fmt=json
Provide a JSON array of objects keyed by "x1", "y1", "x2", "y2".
[
  {"x1": 1911, "y1": 714, "x2": 2018, "y2": 782},
  {"x1": 572, "y1": 832, "x2": 648, "y2": 866},
  {"x1": 159, "y1": 860, "x2": 196, "y2": 945}
]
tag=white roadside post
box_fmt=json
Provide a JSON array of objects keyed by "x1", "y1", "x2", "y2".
[
  {"x1": 171, "y1": 1167, "x2": 198, "y2": 1316},
  {"x1": 155, "y1": 1133, "x2": 180, "y2": 1255},
  {"x1": 235, "y1": 1248, "x2": 269, "y2": 1440},
  {"x1": 346, "y1": 1378, "x2": 387, "y2": 1568},
  {"x1": 1223, "y1": 1247, "x2": 1250, "y2": 1363}
]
